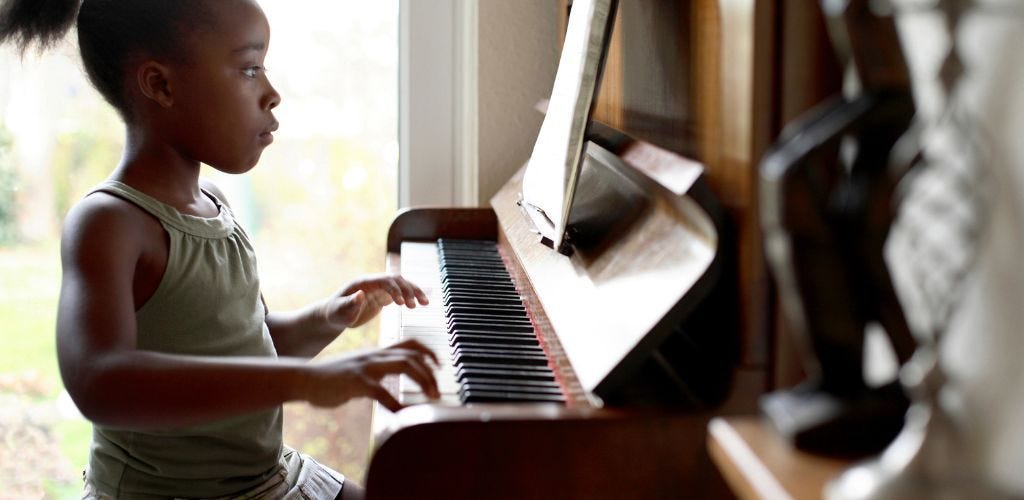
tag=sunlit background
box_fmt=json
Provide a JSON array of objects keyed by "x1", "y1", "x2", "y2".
[{"x1": 0, "y1": 1, "x2": 398, "y2": 496}]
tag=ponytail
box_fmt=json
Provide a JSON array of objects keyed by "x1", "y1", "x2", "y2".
[
  {"x1": 0, "y1": 0, "x2": 79, "y2": 53},
  {"x1": 2, "y1": 0, "x2": 215, "y2": 120}
]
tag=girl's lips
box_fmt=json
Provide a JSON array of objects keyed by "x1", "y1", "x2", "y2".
[{"x1": 259, "y1": 122, "x2": 279, "y2": 144}]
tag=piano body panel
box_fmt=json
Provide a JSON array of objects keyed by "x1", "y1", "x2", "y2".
[
  {"x1": 490, "y1": 144, "x2": 721, "y2": 401},
  {"x1": 365, "y1": 405, "x2": 724, "y2": 500},
  {"x1": 386, "y1": 207, "x2": 497, "y2": 253},
  {"x1": 369, "y1": 134, "x2": 739, "y2": 497}
]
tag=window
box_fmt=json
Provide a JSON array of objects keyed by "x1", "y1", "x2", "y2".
[{"x1": 0, "y1": 1, "x2": 398, "y2": 494}]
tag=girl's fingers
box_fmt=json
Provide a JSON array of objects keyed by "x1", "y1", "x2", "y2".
[
  {"x1": 399, "y1": 355, "x2": 440, "y2": 399},
  {"x1": 365, "y1": 379, "x2": 402, "y2": 412},
  {"x1": 413, "y1": 286, "x2": 429, "y2": 306},
  {"x1": 391, "y1": 339, "x2": 440, "y2": 366},
  {"x1": 394, "y1": 279, "x2": 418, "y2": 308},
  {"x1": 397, "y1": 278, "x2": 428, "y2": 307},
  {"x1": 343, "y1": 275, "x2": 430, "y2": 308},
  {"x1": 362, "y1": 354, "x2": 439, "y2": 401},
  {"x1": 367, "y1": 288, "x2": 395, "y2": 308},
  {"x1": 383, "y1": 278, "x2": 406, "y2": 305}
]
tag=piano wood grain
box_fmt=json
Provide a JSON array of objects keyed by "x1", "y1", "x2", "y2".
[
  {"x1": 386, "y1": 207, "x2": 497, "y2": 253},
  {"x1": 367, "y1": 404, "x2": 728, "y2": 500},
  {"x1": 369, "y1": 134, "x2": 734, "y2": 497},
  {"x1": 491, "y1": 152, "x2": 718, "y2": 400}
]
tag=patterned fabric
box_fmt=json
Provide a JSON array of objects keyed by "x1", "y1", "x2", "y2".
[{"x1": 82, "y1": 448, "x2": 345, "y2": 499}]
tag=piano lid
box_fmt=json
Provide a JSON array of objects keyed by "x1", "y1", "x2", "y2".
[{"x1": 521, "y1": 0, "x2": 618, "y2": 254}]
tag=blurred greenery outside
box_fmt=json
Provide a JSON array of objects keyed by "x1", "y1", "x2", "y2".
[{"x1": 0, "y1": 2, "x2": 398, "y2": 497}]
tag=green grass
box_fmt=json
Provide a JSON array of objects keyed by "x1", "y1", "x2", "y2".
[
  {"x1": 1, "y1": 241, "x2": 91, "y2": 497},
  {"x1": 0, "y1": 241, "x2": 63, "y2": 394}
]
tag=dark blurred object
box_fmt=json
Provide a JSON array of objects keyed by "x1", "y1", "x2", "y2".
[
  {"x1": 825, "y1": 1, "x2": 1018, "y2": 497},
  {"x1": 758, "y1": 0, "x2": 917, "y2": 457}
]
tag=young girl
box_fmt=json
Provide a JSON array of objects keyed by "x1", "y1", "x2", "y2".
[{"x1": 0, "y1": 0, "x2": 440, "y2": 498}]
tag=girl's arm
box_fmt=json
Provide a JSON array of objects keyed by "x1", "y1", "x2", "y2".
[
  {"x1": 198, "y1": 179, "x2": 429, "y2": 358},
  {"x1": 56, "y1": 198, "x2": 437, "y2": 430},
  {"x1": 265, "y1": 274, "x2": 429, "y2": 358}
]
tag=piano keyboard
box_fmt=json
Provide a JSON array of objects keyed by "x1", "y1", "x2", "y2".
[{"x1": 398, "y1": 239, "x2": 565, "y2": 405}]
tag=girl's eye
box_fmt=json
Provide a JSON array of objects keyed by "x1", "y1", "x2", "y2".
[{"x1": 243, "y1": 65, "x2": 266, "y2": 78}]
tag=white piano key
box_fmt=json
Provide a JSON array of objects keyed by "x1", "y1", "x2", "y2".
[{"x1": 398, "y1": 242, "x2": 458, "y2": 404}]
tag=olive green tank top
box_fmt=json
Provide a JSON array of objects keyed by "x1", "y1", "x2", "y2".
[{"x1": 86, "y1": 181, "x2": 284, "y2": 499}]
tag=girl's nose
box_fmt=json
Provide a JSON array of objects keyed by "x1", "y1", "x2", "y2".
[{"x1": 264, "y1": 80, "x2": 281, "y2": 110}]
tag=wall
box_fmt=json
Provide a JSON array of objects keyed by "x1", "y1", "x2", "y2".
[{"x1": 477, "y1": 1, "x2": 560, "y2": 203}]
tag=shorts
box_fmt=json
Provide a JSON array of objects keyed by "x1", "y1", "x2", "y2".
[{"x1": 82, "y1": 447, "x2": 345, "y2": 500}]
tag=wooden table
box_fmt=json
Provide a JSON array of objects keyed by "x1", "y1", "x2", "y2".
[{"x1": 707, "y1": 416, "x2": 852, "y2": 500}]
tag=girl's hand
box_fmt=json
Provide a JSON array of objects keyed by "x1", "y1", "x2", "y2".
[
  {"x1": 303, "y1": 339, "x2": 440, "y2": 411},
  {"x1": 323, "y1": 274, "x2": 430, "y2": 329}
]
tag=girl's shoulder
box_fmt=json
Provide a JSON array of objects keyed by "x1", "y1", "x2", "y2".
[
  {"x1": 61, "y1": 189, "x2": 164, "y2": 261},
  {"x1": 64, "y1": 189, "x2": 154, "y2": 233}
]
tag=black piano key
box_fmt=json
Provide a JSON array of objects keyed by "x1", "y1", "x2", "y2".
[
  {"x1": 457, "y1": 368, "x2": 556, "y2": 383},
  {"x1": 433, "y1": 238, "x2": 566, "y2": 405},
  {"x1": 442, "y1": 265, "x2": 505, "y2": 271},
  {"x1": 447, "y1": 306, "x2": 528, "y2": 318},
  {"x1": 444, "y1": 300, "x2": 525, "y2": 310},
  {"x1": 457, "y1": 362, "x2": 555, "y2": 374},
  {"x1": 440, "y1": 248, "x2": 503, "y2": 257},
  {"x1": 449, "y1": 328, "x2": 539, "y2": 338},
  {"x1": 440, "y1": 260, "x2": 506, "y2": 269},
  {"x1": 449, "y1": 327, "x2": 537, "y2": 338},
  {"x1": 442, "y1": 262, "x2": 503, "y2": 269},
  {"x1": 443, "y1": 291, "x2": 522, "y2": 301},
  {"x1": 439, "y1": 279, "x2": 517, "y2": 290},
  {"x1": 446, "y1": 315, "x2": 534, "y2": 327},
  {"x1": 441, "y1": 267, "x2": 510, "y2": 276},
  {"x1": 450, "y1": 333, "x2": 539, "y2": 344},
  {"x1": 443, "y1": 296, "x2": 523, "y2": 307},
  {"x1": 441, "y1": 239, "x2": 497, "y2": 243},
  {"x1": 444, "y1": 297, "x2": 523, "y2": 308},
  {"x1": 441, "y1": 269, "x2": 505, "y2": 275},
  {"x1": 452, "y1": 346, "x2": 546, "y2": 357},
  {"x1": 447, "y1": 312, "x2": 531, "y2": 321},
  {"x1": 453, "y1": 351, "x2": 550, "y2": 367},
  {"x1": 438, "y1": 238, "x2": 498, "y2": 248},
  {"x1": 450, "y1": 323, "x2": 540, "y2": 336},
  {"x1": 449, "y1": 334, "x2": 541, "y2": 347},
  {"x1": 442, "y1": 274, "x2": 511, "y2": 283},
  {"x1": 460, "y1": 383, "x2": 564, "y2": 396},
  {"x1": 442, "y1": 268, "x2": 506, "y2": 275},
  {"x1": 448, "y1": 321, "x2": 536, "y2": 342},
  {"x1": 443, "y1": 289, "x2": 521, "y2": 299},
  {"x1": 450, "y1": 337, "x2": 540, "y2": 348},
  {"x1": 460, "y1": 390, "x2": 565, "y2": 403},
  {"x1": 442, "y1": 273, "x2": 509, "y2": 281},
  {"x1": 459, "y1": 378, "x2": 562, "y2": 390},
  {"x1": 444, "y1": 301, "x2": 524, "y2": 311}
]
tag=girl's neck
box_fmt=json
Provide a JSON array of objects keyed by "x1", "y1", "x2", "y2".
[{"x1": 112, "y1": 127, "x2": 214, "y2": 216}]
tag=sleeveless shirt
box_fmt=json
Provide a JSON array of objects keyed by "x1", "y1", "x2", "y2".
[{"x1": 85, "y1": 181, "x2": 284, "y2": 499}]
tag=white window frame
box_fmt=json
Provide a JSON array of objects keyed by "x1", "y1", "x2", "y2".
[{"x1": 399, "y1": 0, "x2": 479, "y2": 208}]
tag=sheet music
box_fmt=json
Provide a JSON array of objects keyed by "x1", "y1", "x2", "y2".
[{"x1": 521, "y1": 0, "x2": 616, "y2": 251}]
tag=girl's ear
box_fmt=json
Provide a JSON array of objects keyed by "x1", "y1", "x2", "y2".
[{"x1": 137, "y1": 61, "x2": 174, "y2": 108}]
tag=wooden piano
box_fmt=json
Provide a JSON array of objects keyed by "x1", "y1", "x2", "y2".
[
  {"x1": 358, "y1": 0, "x2": 848, "y2": 496},
  {"x1": 366, "y1": 124, "x2": 738, "y2": 499}
]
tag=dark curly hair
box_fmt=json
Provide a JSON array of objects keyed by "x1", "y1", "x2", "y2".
[{"x1": 1, "y1": 0, "x2": 214, "y2": 119}]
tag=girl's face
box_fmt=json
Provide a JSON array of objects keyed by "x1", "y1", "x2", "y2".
[{"x1": 167, "y1": 0, "x2": 280, "y2": 174}]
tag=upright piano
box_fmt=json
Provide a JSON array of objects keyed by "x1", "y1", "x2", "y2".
[
  {"x1": 364, "y1": 1, "x2": 743, "y2": 497},
  {"x1": 366, "y1": 126, "x2": 739, "y2": 499}
]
